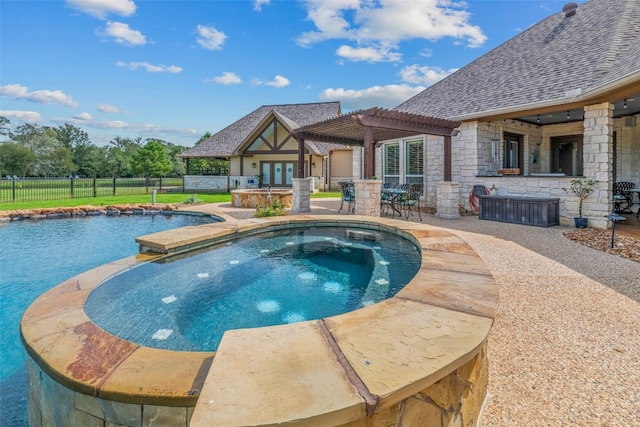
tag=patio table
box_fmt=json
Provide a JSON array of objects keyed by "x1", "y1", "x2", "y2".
[{"x1": 381, "y1": 188, "x2": 407, "y2": 218}]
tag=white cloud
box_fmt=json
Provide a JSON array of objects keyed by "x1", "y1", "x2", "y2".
[
  {"x1": 253, "y1": 75, "x2": 290, "y2": 88},
  {"x1": 0, "y1": 84, "x2": 79, "y2": 108},
  {"x1": 253, "y1": 0, "x2": 270, "y2": 11},
  {"x1": 96, "y1": 103, "x2": 122, "y2": 113},
  {"x1": 336, "y1": 45, "x2": 401, "y2": 62},
  {"x1": 210, "y1": 72, "x2": 242, "y2": 85},
  {"x1": 73, "y1": 112, "x2": 93, "y2": 121},
  {"x1": 196, "y1": 25, "x2": 227, "y2": 50},
  {"x1": 399, "y1": 65, "x2": 458, "y2": 85},
  {"x1": 98, "y1": 21, "x2": 146, "y2": 46},
  {"x1": 0, "y1": 110, "x2": 44, "y2": 123},
  {"x1": 319, "y1": 84, "x2": 425, "y2": 110},
  {"x1": 59, "y1": 117, "x2": 199, "y2": 139},
  {"x1": 265, "y1": 75, "x2": 290, "y2": 88},
  {"x1": 296, "y1": 0, "x2": 487, "y2": 61},
  {"x1": 116, "y1": 61, "x2": 182, "y2": 73},
  {"x1": 66, "y1": 0, "x2": 136, "y2": 19}
]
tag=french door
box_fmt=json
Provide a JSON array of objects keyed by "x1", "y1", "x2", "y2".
[{"x1": 261, "y1": 161, "x2": 296, "y2": 187}]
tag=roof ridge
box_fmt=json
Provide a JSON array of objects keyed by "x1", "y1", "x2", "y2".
[{"x1": 593, "y1": 0, "x2": 640, "y2": 75}]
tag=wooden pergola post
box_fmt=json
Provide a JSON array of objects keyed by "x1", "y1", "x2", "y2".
[
  {"x1": 444, "y1": 135, "x2": 452, "y2": 182},
  {"x1": 296, "y1": 138, "x2": 305, "y2": 178},
  {"x1": 363, "y1": 126, "x2": 374, "y2": 179}
]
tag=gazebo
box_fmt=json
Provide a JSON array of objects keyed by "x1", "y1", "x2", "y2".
[{"x1": 290, "y1": 107, "x2": 461, "y2": 216}]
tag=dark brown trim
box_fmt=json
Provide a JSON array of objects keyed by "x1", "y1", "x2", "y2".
[
  {"x1": 444, "y1": 135, "x2": 452, "y2": 181},
  {"x1": 296, "y1": 138, "x2": 305, "y2": 178}
]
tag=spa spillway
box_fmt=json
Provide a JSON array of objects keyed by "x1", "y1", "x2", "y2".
[{"x1": 21, "y1": 215, "x2": 498, "y2": 427}]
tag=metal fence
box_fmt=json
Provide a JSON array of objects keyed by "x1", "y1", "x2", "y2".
[{"x1": 0, "y1": 177, "x2": 184, "y2": 203}]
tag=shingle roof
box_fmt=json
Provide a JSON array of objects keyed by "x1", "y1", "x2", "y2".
[
  {"x1": 395, "y1": 0, "x2": 640, "y2": 120},
  {"x1": 181, "y1": 102, "x2": 342, "y2": 158}
]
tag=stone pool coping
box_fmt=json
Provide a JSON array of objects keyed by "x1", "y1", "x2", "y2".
[{"x1": 21, "y1": 215, "x2": 498, "y2": 426}]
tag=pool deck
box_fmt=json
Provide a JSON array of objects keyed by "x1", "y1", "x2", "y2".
[{"x1": 187, "y1": 198, "x2": 640, "y2": 426}]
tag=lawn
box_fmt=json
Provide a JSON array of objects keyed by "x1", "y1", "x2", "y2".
[{"x1": 0, "y1": 191, "x2": 340, "y2": 211}]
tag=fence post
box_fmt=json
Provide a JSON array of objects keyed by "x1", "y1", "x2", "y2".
[
  {"x1": 113, "y1": 177, "x2": 116, "y2": 196},
  {"x1": 159, "y1": 177, "x2": 163, "y2": 192},
  {"x1": 93, "y1": 178, "x2": 97, "y2": 197},
  {"x1": 12, "y1": 177, "x2": 16, "y2": 202},
  {"x1": 70, "y1": 176, "x2": 74, "y2": 198}
]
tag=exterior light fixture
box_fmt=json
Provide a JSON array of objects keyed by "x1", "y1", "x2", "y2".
[
  {"x1": 566, "y1": 110, "x2": 570, "y2": 119},
  {"x1": 252, "y1": 162, "x2": 257, "y2": 168},
  {"x1": 312, "y1": 162, "x2": 316, "y2": 168},
  {"x1": 536, "y1": 114, "x2": 540, "y2": 123},
  {"x1": 624, "y1": 99, "x2": 627, "y2": 108}
]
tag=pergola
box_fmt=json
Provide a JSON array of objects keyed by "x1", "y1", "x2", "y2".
[{"x1": 291, "y1": 107, "x2": 461, "y2": 180}]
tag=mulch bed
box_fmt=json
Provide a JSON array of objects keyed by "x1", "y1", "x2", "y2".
[{"x1": 564, "y1": 228, "x2": 640, "y2": 263}]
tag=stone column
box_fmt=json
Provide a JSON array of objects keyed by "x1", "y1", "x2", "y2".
[
  {"x1": 354, "y1": 179, "x2": 381, "y2": 217},
  {"x1": 436, "y1": 181, "x2": 460, "y2": 219},
  {"x1": 291, "y1": 178, "x2": 311, "y2": 213},
  {"x1": 583, "y1": 102, "x2": 613, "y2": 229}
]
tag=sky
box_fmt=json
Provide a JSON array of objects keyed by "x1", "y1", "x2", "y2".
[{"x1": 0, "y1": 0, "x2": 587, "y2": 147}]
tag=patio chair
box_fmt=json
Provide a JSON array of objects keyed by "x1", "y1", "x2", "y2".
[
  {"x1": 613, "y1": 182, "x2": 635, "y2": 213},
  {"x1": 380, "y1": 182, "x2": 397, "y2": 215},
  {"x1": 399, "y1": 186, "x2": 423, "y2": 221},
  {"x1": 338, "y1": 181, "x2": 355, "y2": 214}
]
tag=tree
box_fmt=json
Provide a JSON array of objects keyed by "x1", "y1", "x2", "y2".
[
  {"x1": 131, "y1": 140, "x2": 173, "y2": 179},
  {"x1": 0, "y1": 142, "x2": 36, "y2": 177}
]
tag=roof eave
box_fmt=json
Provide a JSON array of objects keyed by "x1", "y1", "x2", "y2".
[{"x1": 454, "y1": 70, "x2": 640, "y2": 122}]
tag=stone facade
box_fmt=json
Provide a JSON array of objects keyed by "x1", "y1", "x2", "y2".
[
  {"x1": 338, "y1": 344, "x2": 488, "y2": 427},
  {"x1": 374, "y1": 105, "x2": 639, "y2": 229},
  {"x1": 290, "y1": 178, "x2": 311, "y2": 213},
  {"x1": 354, "y1": 179, "x2": 382, "y2": 216},
  {"x1": 436, "y1": 181, "x2": 460, "y2": 219},
  {"x1": 27, "y1": 358, "x2": 192, "y2": 427}
]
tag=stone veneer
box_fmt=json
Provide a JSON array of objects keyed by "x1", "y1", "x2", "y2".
[
  {"x1": 22, "y1": 215, "x2": 498, "y2": 427},
  {"x1": 290, "y1": 178, "x2": 312, "y2": 213},
  {"x1": 230, "y1": 188, "x2": 292, "y2": 208},
  {"x1": 354, "y1": 179, "x2": 382, "y2": 217}
]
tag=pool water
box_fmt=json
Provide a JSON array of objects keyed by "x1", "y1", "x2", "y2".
[
  {"x1": 85, "y1": 228, "x2": 421, "y2": 352},
  {"x1": 0, "y1": 213, "x2": 216, "y2": 427}
]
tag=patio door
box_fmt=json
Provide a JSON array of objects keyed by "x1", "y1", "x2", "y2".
[{"x1": 261, "y1": 161, "x2": 296, "y2": 187}]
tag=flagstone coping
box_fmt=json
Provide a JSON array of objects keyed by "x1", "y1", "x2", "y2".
[{"x1": 21, "y1": 215, "x2": 498, "y2": 425}]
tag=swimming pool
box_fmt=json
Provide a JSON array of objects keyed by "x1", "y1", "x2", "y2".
[
  {"x1": 21, "y1": 215, "x2": 499, "y2": 426},
  {"x1": 85, "y1": 227, "x2": 421, "y2": 351},
  {"x1": 0, "y1": 213, "x2": 217, "y2": 427}
]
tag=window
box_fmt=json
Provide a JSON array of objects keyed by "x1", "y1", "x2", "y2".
[
  {"x1": 550, "y1": 135, "x2": 583, "y2": 176},
  {"x1": 384, "y1": 143, "x2": 400, "y2": 186},
  {"x1": 405, "y1": 139, "x2": 424, "y2": 185},
  {"x1": 503, "y1": 132, "x2": 523, "y2": 172},
  {"x1": 383, "y1": 138, "x2": 424, "y2": 186}
]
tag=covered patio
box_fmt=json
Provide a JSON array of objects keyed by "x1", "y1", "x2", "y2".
[{"x1": 289, "y1": 107, "x2": 460, "y2": 215}]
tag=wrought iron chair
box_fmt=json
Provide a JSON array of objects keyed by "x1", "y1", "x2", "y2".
[
  {"x1": 380, "y1": 182, "x2": 397, "y2": 216},
  {"x1": 399, "y1": 184, "x2": 423, "y2": 221},
  {"x1": 338, "y1": 181, "x2": 355, "y2": 214},
  {"x1": 613, "y1": 182, "x2": 635, "y2": 213}
]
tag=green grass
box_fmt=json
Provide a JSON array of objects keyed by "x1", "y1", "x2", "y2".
[{"x1": 0, "y1": 191, "x2": 341, "y2": 211}]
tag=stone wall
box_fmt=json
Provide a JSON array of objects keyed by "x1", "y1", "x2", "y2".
[
  {"x1": 339, "y1": 344, "x2": 488, "y2": 427},
  {"x1": 26, "y1": 358, "x2": 193, "y2": 427}
]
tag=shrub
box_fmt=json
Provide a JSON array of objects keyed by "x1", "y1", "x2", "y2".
[{"x1": 254, "y1": 197, "x2": 287, "y2": 217}]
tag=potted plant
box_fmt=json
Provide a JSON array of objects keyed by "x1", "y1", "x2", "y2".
[
  {"x1": 562, "y1": 178, "x2": 596, "y2": 228},
  {"x1": 255, "y1": 173, "x2": 265, "y2": 188}
]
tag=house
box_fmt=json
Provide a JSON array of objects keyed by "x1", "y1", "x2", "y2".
[
  {"x1": 381, "y1": 0, "x2": 640, "y2": 227},
  {"x1": 180, "y1": 102, "x2": 354, "y2": 192}
]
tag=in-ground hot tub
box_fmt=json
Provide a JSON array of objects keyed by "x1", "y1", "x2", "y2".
[
  {"x1": 21, "y1": 215, "x2": 499, "y2": 427},
  {"x1": 231, "y1": 188, "x2": 292, "y2": 208}
]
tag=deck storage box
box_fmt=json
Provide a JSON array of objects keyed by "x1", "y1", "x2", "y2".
[{"x1": 479, "y1": 195, "x2": 559, "y2": 227}]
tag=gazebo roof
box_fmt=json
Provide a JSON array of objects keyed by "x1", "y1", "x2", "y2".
[{"x1": 291, "y1": 107, "x2": 461, "y2": 145}]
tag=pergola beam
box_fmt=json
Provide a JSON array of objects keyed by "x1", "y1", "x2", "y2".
[{"x1": 291, "y1": 107, "x2": 461, "y2": 181}]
